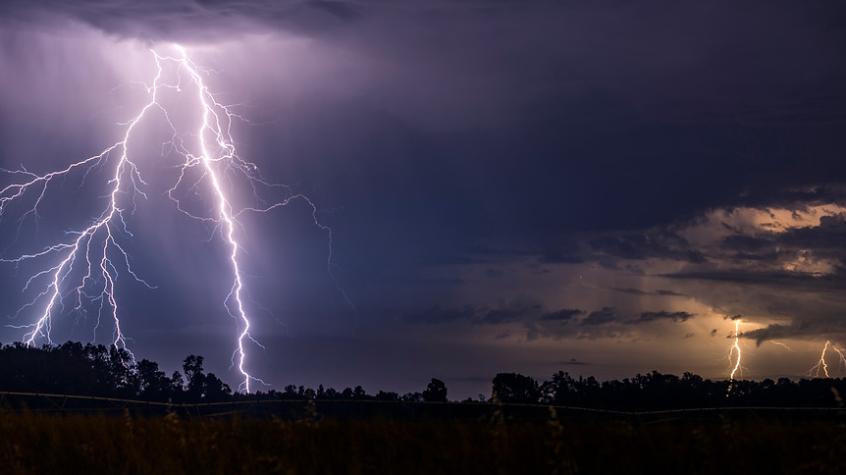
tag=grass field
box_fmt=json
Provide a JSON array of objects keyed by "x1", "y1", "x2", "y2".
[{"x1": 1, "y1": 407, "x2": 845, "y2": 474}]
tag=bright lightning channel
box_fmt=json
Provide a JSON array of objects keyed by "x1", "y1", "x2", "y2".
[
  {"x1": 728, "y1": 319, "x2": 742, "y2": 381},
  {"x1": 809, "y1": 340, "x2": 846, "y2": 378},
  {"x1": 0, "y1": 45, "x2": 335, "y2": 393}
]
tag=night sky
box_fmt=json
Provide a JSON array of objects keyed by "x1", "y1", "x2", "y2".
[{"x1": 2, "y1": 1, "x2": 846, "y2": 398}]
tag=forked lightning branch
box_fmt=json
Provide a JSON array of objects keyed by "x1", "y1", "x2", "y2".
[{"x1": 0, "y1": 45, "x2": 331, "y2": 393}]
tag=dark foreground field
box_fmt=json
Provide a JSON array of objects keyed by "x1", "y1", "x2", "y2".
[{"x1": 1, "y1": 408, "x2": 845, "y2": 474}]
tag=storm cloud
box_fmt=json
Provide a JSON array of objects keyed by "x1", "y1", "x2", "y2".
[{"x1": 2, "y1": 0, "x2": 846, "y2": 395}]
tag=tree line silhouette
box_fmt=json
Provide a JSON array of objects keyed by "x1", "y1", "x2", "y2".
[{"x1": 1, "y1": 342, "x2": 845, "y2": 409}]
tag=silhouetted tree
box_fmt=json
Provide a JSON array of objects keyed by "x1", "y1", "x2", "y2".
[
  {"x1": 3, "y1": 342, "x2": 846, "y2": 410},
  {"x1": 183, "y1": 355, "x2": 205, "y2": 399},
  {"x1": 203, "y1": 372, "x2": 232, "y2": 402},
  {"x1": 402, "y1": 392, "x2": 423, "y2": 403},
  {"x1": 422, "y1": 378, "x2": 448, "y2": 402},
  {"x1": 282, "y1": 385, "x2": 300, "y2": 399},
  {"x1": 353, "y1": 385, "x2": 367, "y2": 399},
  {"x1": 170, "y1": 371, "x2": 185, "y2": 397},
  {"x1": 137, "y1": 359, "x2": 171, "y2": 401},
  {"x1": 492, "y1": 373, "x2": 540, "y2": 403},
  {"x1": 376, "y1": 390, "x2": 400, "y2": 401}
]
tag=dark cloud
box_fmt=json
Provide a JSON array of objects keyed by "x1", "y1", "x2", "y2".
[
  {"x1": 656, "y1": 289, "x2": 686, "y2": 297},
  {"x1": 741, "y1": 324, "x2": 810, "y2": 345},
  {"x1": 667, "y1": 270, "x2": 846, "y2": 291},
  {"x1": 663, "y1": 269, "x2": 844, "y2": 290},
  {"x1": 588, "y1": 233, "x2": 707, "y2": 263},
  {"x1": 742, "y1": 322, "x2": 846, "y2": 345},
  {"x1": 581, "y1": 307, "x2": 617, "y2": 326},
  {"x1": 612, "y1": 287, "x2": 652, "y2": 296},
  {"x1": 539, "y1": 308, "x2": 583, "y2": 322},
  {"x1": 636, "y1": 311, "x2": 695, "y2": 323},
  {"x1": 781, "y1": 215, "x2": 846, "y2": 260},
  {"x1": 612, "y1": 287, "x2": 686, "y2": 297},
  {"x1": 427, "y1": 304, "x2": 699, "y2": 331},
  {"x1": 721, "y1": 235, "x2": 774, "y2": 253},
  {"x1": 478, "y1": 301, "x2": 542, "y2": 325},
  {"x1": 710, "y1": 214, "x2": 846, "y2": 268},
  {"x1": 0, "y1": 0, "x2": 359, "y2": 40},
  {"x1": 405, "y1": 300, "x2": 542, "y2": 326}
]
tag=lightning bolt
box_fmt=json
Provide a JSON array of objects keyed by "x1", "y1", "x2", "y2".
[
  {"x1": 833, "y1": 345, "x2": 846, "y2": 369},
  {"x1": 0, "y1": 45, "x2": 336, "y2": 392},
  {"x1": 769, "y1": 340, "x2": 793, "y2": 352},
  {"x1": 809, "y1": 340, "x2": 846, "y2": 378},
  {"x1": 728, "y1": 319, "x2": 742, "y2": 381}
]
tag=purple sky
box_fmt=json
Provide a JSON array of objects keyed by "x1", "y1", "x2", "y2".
[{"x1": 2, "y1": 1, "x2": 846, "y2": 397}]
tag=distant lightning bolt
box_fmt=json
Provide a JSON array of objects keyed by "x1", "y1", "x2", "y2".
[
  {"x1": 810, "y1": 341, "x2": 832, "y2": 378},
  {"x1": 810, "y1": 340, "x2": 846, "y2": 378},
  {"x1": 833, "y1": 345, "x2": 846, "y2": 369},
  {"x1": 770, "y1": 341, "x2": 793, "y2": 352},
  {"x1": 0, "y1": 45, "x2": 337, "y2": 392},
  {"x1": 728, "y1": 319, "x2": 742, "y2": 381}
]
